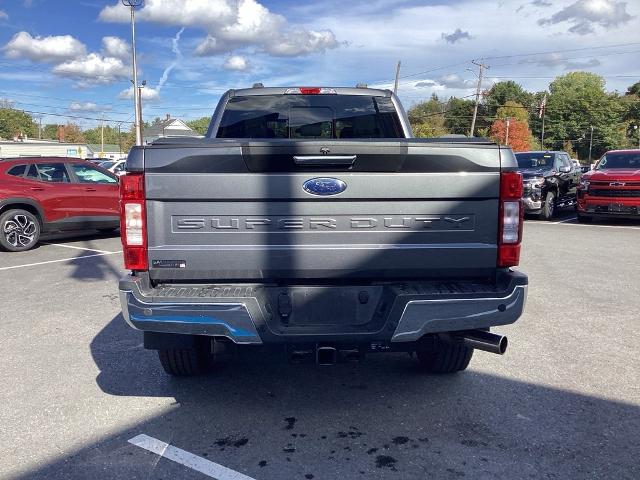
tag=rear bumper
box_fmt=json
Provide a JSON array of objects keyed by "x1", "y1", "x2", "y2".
[{"x1": 119, "y1": 271, "x2": 528, "y2": 345}]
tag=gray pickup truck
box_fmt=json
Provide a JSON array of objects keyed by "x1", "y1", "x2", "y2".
[{"x1": 118, "y1": 86, "x2": 528, "y2": 376}]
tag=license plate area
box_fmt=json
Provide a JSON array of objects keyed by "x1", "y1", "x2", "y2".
[
  {"x1": 609, "y1": 203, "x2": 625, "y2": 213},
  {"x1": 268, "y1": 286, "x2": 382, "y2": 327}
]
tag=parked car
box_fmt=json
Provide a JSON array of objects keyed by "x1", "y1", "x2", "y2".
[
  {"x1": 515, "y1": 150, "x2": 581, "y2": 220},
  {"x1": 118, "y1": 86, "x2": 528, "y2": 376},
  {"x1": 99, "y1": 159, "x2": 127, "y2": 176},
  {"x1": 576, "y1": 150, "x2": 640, "y2": 222},
  {"x1": 0, "y1": 157, "x2": 119, "y2": 251}
]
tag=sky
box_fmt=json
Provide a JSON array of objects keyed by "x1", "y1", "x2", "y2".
[{"x1": 0, "y1": 0, "x2": 638, "y2": 130}]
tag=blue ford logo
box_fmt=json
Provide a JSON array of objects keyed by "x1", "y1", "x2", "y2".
[{"x1": 303, "y1": 177, "x2": 347, "y2": 196}]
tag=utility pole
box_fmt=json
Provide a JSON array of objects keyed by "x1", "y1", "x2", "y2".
[
  {"x1": 634, "y1": 125, "x2": 639, "y2": 149},
  {"x1": 469, "y1": 60, "x2": 488, "y2": 137},
  {"x1": 137, "y1": 80, "x2": 146, "y2": 144},
  {"x1": 123, "y1": 0, "x2": 143, "y2": 146},
  {"x1": 100, "y1": 113, "x2": 105, "y2": 157},
  {"x1": 393, "y1": 61, "x2": 401, "y2": 95},
  {"x1": 588, "y1": 125, "x2": 594, "y2": 162},
  {"x1": 505, "y1": 117, "x2": 511, "y2": 146}
]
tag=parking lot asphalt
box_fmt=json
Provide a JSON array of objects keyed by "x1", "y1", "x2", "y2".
[{"x1": 1, "y1": 213, "x2": 639, "y2": 480}]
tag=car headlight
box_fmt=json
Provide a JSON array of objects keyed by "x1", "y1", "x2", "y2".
[{"x1": 525, "y1": 176, "x2": 544, "y2": 188}]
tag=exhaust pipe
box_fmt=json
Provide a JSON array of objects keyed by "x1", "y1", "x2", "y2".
[
  {"x1": 443, "y1": 330, "x2": 508, "y2": 355},
  {"x1": 316, "y1": 346, "x2": 337, "y2": 365}
]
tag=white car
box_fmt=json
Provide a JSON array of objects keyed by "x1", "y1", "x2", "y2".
[{"x1": 99, "y1": 159, "x2": 127, "y2": 176}]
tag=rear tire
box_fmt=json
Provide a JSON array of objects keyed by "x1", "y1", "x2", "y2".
[
  {"x1": 157, "y1": 337, "x2": 215, "y2": 376},
  {"x1": 0, "y1": 209, "x2": 41, "y2": 252},
  {"x1": 416, "y1": 336, "x2": 474, "y2": 374},
  {"x1": 539, "y1": 191, "x2": 556, "y2": 221}
]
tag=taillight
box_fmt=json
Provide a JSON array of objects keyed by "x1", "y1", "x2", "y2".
[
  {"x1": 120, "y1": 173, "x2": 148, "y2": 270},
  {"x1": 284, "y1": 87, "x2": 337, "y2": 95},
  {"x1": 498, "y1": 172, "x2": 524, "y2": 268}
]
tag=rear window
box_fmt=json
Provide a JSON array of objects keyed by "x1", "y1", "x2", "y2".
[
  {"x1": 596, "y1": 152, "x2": 640, "y2": 170},
  {"x1": 216, "y1": 95, "x2": 404, "y2": 139},
  {"x1": 515, "y1": 152, "x2": 555, "y2": 169},
  {"x1": 6, "y1": 165, "x2": 27, "y2": 177}
]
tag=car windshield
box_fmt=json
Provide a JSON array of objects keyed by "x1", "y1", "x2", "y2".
[
  {"x1": 596, "y1": 152, "x2": 640, "y2": 170},
  {"x1": 216, "y1": 94, "x2": 404, "y2": 138},
  {"x1": 99, "y1": 161, "x2": 115, "y2": 169},
  {"x1": 515, "y1": 153, "x2": 555, "y2": 169}
]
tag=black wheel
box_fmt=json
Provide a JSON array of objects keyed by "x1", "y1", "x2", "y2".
[
  {"x1": 0, "y1": 209, "x2": 41, "y2": 252},
  {"x1": 97, "y1": 227, "x2": 118, "y2": 234},
  {"x1": 539, "y1": 191, "x2": 556, "y2": 221},
  {"x1": 416, "y1": 336, "x2": 474, "y2": 374},
  {"x1": 577, "y1": 214, "x2": 592, "y2": 223},
  {"x1": 157, "y1": 337, "x2": 214, "y2": 376}
]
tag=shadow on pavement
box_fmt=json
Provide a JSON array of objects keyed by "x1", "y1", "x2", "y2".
[{"x1": 14, "y1": 314, "x2": 639, "y2": 479}]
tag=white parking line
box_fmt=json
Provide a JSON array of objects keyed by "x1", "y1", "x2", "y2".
[
  {"x1": 41, "y1": 242, "x2": 114, "y2": 254},
  {"x1": 128, "y1": 434, "x2": 256, "y2": 480},
  {"x1": 551, "y1": 217, "x2": 577, "y2": 224},
  {"x1": 0, "y1": 251, "x2": 121, "y2": 271},
  {"x1": 534, "y1": 221, "x2": 640, "y2": 230}
]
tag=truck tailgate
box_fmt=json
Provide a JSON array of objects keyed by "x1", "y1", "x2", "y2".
[{"x1": 142, "y1": 140, "x2": 503, "y2": 282}]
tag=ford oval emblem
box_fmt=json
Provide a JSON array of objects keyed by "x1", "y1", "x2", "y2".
[{"x1": 303, "y1": 177, "x2": 347, "y2": 196}]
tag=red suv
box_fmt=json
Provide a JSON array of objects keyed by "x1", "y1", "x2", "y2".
[
  {"x1": 577, "y1": 150, "x2": 640, "y2": 222},
  {"x1": 0, "y1": 157, "x2": 120, "y2": 251}
]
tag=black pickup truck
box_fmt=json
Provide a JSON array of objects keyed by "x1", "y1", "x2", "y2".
[
  {"x1": 515, "y1": 150, "x2": 581, "y2": 220},
  {"x1": 118, "y1": 86, "x2": 528, "y2": 376}
]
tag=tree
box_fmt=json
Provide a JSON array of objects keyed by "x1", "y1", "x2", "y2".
[
  {"x1": 495, "y1": 101, "x2": 529, "y2": 122},
  {"x1": 444, "y1": 97, "x2": 475, "y2": 135},
  {"x1": 489, "y1": 118, "x2": 531, "y2": 152},
  {"x1": 484, "y1": 81, "x2": 534, "y2": 118},
  {"x1": 0, "y1": 108, "x2": 37, "y2": 139},
  {"x1": 187, "y1": 117, "x2": 210, "y2": 135},
  {"x1": 42, "y1": 124, "x2": 60, "y2": 140},
  {"x1": 544, "y1": 72, "x2": 625, "y2": 159},
  {"x1": 407, "y1": 95, "x2": 449, "y2": 137},
  {"x1": 62, "y1": 123, "x2": 85, "y2": 143},
  {"x1": 83, "y1": 125, "x2": 122, "y2": 145}
]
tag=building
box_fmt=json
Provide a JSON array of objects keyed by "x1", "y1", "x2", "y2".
[
  {"x1": 0, "y1": 139, "x2": 93, "y2": 159},
  {"x1": 142, "y1": 114, "x2": 198, "y2": 144},
  {"x1": 87, "y1": 144, "x2": 127, "y2": 161}
]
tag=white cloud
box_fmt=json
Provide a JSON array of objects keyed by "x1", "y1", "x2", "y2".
[
  {"x1": 0, "y1": 10, "x2": 8, "y2": 20},
  {"x1": 223, "y1": 55, "x2": 249, "y2": 71},
  {"x1": 437, "y1": 73, "x2": 475, "y2": 89},
  {"x1": 528, "y1": 52, "x2": 602, "y2": 69},
  {"x1": 102, "y1": 36, "x2": 130, "y2": 60},
  {"x1": 53, "y1": 53, "x2": 129, "y2": 85},
  {"x1": 3, "y1": 31, "x2": 86, "y2": 63},
  {"x1": 539, "y1": 0, "x2": 634, "y2": 35},
  {"x1": 118, "y1": 86, "x2": 161, "y2": 101},
  {"x1": 100, "y1": 0, "x2": 338, "y2": 57},
  {"x1": 69, "y1": 102, "x2": 109, "y2": 112}
]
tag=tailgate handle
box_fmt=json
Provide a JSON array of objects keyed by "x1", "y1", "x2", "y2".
[{"x1": 293, "y1": 155, "x2": 356, "y2": 166}]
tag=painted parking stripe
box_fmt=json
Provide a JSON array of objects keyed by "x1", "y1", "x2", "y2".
[
  {"x1": 534, "y1": 221, "x2": 640, "y2": 230},
  {"x1": 551, "y1": 217, "x2": 577, "y2": 224},
  {"x1": 41, "y1": 242, "x2": 114, "y2": 254},
  {"x1": 0, "y1": 251, "x2": 121, "y2": 271},
  {"x1": 128, "y1": 434, "x2": 256, "y2": 480}
]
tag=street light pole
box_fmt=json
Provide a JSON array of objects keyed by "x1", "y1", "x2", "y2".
[
  {"x1": 588, "y1": 125, "x2": 594, "y2": 162},
  {"x1": 634, "y1": 125, "x2": 639, "y2": 149},
  {"x1": 123, "y1": 0, "x2": 143, "y2": 146}
]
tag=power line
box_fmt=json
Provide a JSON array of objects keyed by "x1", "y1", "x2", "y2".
[{"x1": 16, "y1": 109, "x2": 134, "y2": 124}]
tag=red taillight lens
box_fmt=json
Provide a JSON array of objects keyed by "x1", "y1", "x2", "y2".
[
  {"x1": 498, "y1": 172, "x2": 523, "y2": 267},
  {"x1": 119, "y1": 173, "x2": 148, "y2": 270},
  {"x1": 299, "y1": 87, "x2": 321, "y2": 94}
]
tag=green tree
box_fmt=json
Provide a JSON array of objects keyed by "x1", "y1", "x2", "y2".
[
  {"x1": 83, "y1": 125, "x2": 122, "y2": 145},
  {"x1": 42, "y1": 124, "x2": 60, "y2": 140},
  {"x1": 484, "y1": 81, "x2": 534, "y2": 118},
  {"x1": 495, "y1": 101, "x2": 529, "y2": 122},
  {"x1": 621, "y1": 81, "x2": 640, "y2": 148},
  {"x1": 187, "y1": 117, "x2": 210, "y2": 135},
  {"x1": 62, "y1": 123, "x2": 85, "y2": 143},
  {"x1": 0, "y1": 108, "x2": 37, "y2": 139},
  {"x1": 407, "y1": 95, "x2": 448, "y2": 137},
  {"x1": 544, "y1": 72, "x2": 625, "y2": 159},
  {"x1": 444, "y1": 97, "x2": 475, "y2": 135}
]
